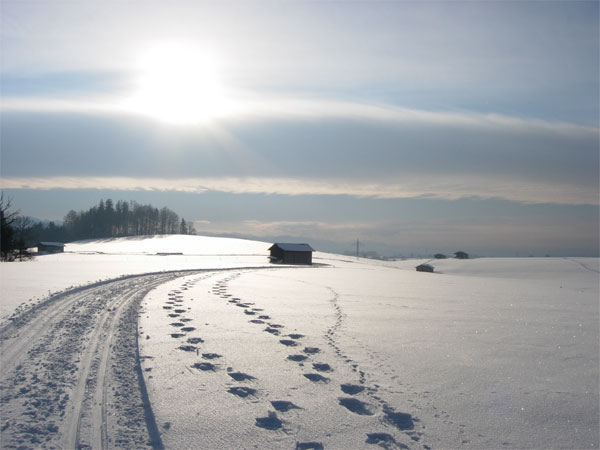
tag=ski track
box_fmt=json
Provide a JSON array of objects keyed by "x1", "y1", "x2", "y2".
[
  {"x1": 149, "y1": 270, "x2": 432, "y2": 449},
  {"x1": 3, "y1": 265, "x2": 432, "y2": 449},
  {"x1": 0, "y1": 270, "x2": 204, "y2": 450}
]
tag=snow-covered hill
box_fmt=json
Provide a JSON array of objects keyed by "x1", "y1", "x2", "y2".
[
  {"x1": 1, "y1": 235, "x2": 598, "y2": 449},
  {"x1": 66, "y1": 234, "x2": 271, "y2": 255},
  {"x1": 0, "y1": 235, "x2": 272, "y2": 320}
]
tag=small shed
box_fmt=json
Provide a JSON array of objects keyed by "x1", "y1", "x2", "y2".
[
  {"x1": 454, "y1": 251, "x2": 469, "y2": 259},
  {"x1": 416, "y1": 263, "x2": 434, "y2": 273},
  {"x1": 269, "y1": 243, "x2": 314, "y2": 265},
  {"x1": 434, "y1": 253, "x2": 447, "y2": 259},
  {"x1": 37, "y1": 242, "x2": 65, "y2": 254}
]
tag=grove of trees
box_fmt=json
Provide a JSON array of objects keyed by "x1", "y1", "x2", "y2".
[
  {"x1": 63, "y1": 199, "x2": 195, "y2": 240},
  {"x1": 0, "y1": 196, "x2": 196, "y2": 261}
]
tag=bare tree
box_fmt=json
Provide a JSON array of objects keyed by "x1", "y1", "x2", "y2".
[{"x1": 1, "y1": 194, "x2": 27, "y2": 261}]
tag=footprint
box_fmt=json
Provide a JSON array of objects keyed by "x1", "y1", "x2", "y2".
[
  {"x1": 366, "y1": 433, "x2": 405, "y2": 448},
  {"x1": 265, "y1": 327, "x2": 280, "y2": 335},
  {"x1": 312, "y1": 363, "x2": 332, "y2": 372},
  {"x1": 192, "y1": 362, "x2": 217, "y2": 371},
  {"x1": 228, "y1": 387, "x2": 257, "y2": 398},
  {"x1": 303, "y1": 347, "x2": 321, "y2": 354},
  {"x1": 163, "y1": 306, "x2": 173, "y2": 310},
  {"x1": 180, "y1": 318, "x2": 193, "y2": 322},
  {"x1": 280, "y1": 339, "x2": 298, "y2": 347},
  {"x1": 271, "y1": 400, "x2": 301, "y2": 412},
  {"x1": 287, "y1": 354, "x2": 308, "y2": 362},
  {"x1": 250, "y1": 319, "x2": 265, "y2": 324},
  {"x1": 382, "y1": 406, "x2": 414, "y2": 431},
  {"x1": 244, "y1": 310, "x2": 256, "y2": 315},
  {"x1": 170, "y1": 333, "x2": 185, "y2": 338},
  {"x1": 304, "y1": 373, "x2": 329, "y2": 383},
  {"x1": 174, "y1": 309, "x2": 186, "y2": 313},
  {"x1": 202, "y1": 353, "x2": 221, "y2": 359},
  {"x1": 178, "y1": 345, "x2": 197, "y2": 352},
  {"x1": 181, "y1": 327, "x2": 196, "y2": 332},
  {"x1": 340, "y1": 384, "x2": 365, "y2": 395},
  {"x1": 168, "y1": 313, "x2": 180, "y2": 318},
  {"x1": 258, "y1": 315, "x2": 271, "y2": 320},
  {"x1": 187, "y1": 337, "x2": 204, "y2": 344},
  {"x1": 288, "y1": 334, "x2": 304, "y2": 339},
  {"x1": 228, "y1": 372, "x2": 256, "y2": 382},
  {"x1": 255, "y1": 412, "x2": 282, "y2": 430},
  {"x1": 296, "y1": 443, "x2": 324, "y2": 450},
  {"x1": 269, "y1": 323, "x2": 284, "y2": 328},
  {"x1": 338, "y1": 397, "x2": 374, "y2": 415},
  {"x1": 170, "y1": 322, "x2": 184, "y2": 327}
]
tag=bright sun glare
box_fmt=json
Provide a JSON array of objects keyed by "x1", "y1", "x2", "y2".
[{"x1": 126, "y1": 43, "x2": 233, "y2": 125}]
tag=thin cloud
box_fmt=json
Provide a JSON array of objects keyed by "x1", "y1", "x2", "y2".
[
  {"x1": 2, "y1": 93, "x2": 597, "y2": 207},
  {"x1": 1, "y1": 174, "x2": 596, "y2": 206},
  {"x1": 2, "y1": 94, "x2": 596, "y2": 138}
]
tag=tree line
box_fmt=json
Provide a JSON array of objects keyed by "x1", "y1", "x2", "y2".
[
  {"x1": 63, "y1": 199, "x2": 196, "y2": 240},
  {"x1": 1, "y1": 196, "x2": 196, "y2": 261}
]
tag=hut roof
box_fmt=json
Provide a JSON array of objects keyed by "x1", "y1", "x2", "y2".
[{"x1": 269, "y1": 243, "x2": 314, "y2": 252}]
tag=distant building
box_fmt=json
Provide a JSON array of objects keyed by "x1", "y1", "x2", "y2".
[
  {"x1": 454, "y1": 251, "x2": 469, "y2": 259},
  {"x1": 37, "y1": 242, "x2": 65, "y2": 254},
  {"x1": 434, "y1": 253, "x2": 447, "y2": 259},
  {"x1": 269, "y1": 243, "x2": 314, "y2": 265},
  {"x1": 416, "y1": 263, "x2": 434, "y2": 273}
]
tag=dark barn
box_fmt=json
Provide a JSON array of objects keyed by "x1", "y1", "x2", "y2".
[
  {"x1": 269, "y1": 243, "x2": 314, "y2": 265},
  {"x1": 416, "y1": 263, "x2": 434, "y2": 273},
  {"x1": 37, "y1": 242, "x2": 65, "y2": 254}
]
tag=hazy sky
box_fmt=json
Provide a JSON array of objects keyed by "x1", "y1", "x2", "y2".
[{"x1": 1, "y1": 1, "x2": 598, "y2": 256}]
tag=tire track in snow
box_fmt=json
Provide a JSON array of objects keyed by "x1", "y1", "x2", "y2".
[{"x1": 0, "y1": 270, "x2": 203, "y2": 450}]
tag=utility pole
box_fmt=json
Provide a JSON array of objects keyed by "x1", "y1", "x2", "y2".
[{"x1": 356, "y1": 238, "x2": 360, "y2": 259}]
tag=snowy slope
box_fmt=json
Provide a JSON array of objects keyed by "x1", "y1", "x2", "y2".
[
  {"x1": 139, "y1": 256, "x2": 599, "y2": 449},
  {"x1": 1, "y1": 235, "x2": 598, "y2": 449},
  {"x1": 0, "y1": 235, "x2": 271, "y2": 320},
  {"x1": 66, "y1": 234, "x2": 271, "y2": 255}
]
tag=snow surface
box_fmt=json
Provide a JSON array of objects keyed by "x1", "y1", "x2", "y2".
[
  {"x1": 0, "y1": 235, "x2": 271, "y2": 320},
  {"x1": 1, "y1": 235, "x2": 598, "y2": 449}
]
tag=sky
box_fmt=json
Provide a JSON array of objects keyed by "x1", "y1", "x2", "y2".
[{"x1": 1, "y1": 0, "x2": 598, "y2": 257}]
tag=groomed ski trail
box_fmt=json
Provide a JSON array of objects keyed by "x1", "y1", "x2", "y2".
[{"x1": 0, "y1": 270, "x2": 204, "y2": 449}]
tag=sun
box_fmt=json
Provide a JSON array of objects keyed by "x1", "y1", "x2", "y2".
[{"x1": 126, "y1": 42, "x2": 233, "y2": 125}]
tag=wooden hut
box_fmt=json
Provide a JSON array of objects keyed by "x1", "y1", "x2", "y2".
[
  {"x1": 454, "y1": 251, "x2": 469, "y2": 259},
  {"x1": 416, "y1": 263, "x2": 434, "y2": 273},
  {"x1": 37, "y1": 242, "x2": 65, "y2": 254},
  {"x1": 269, "y1": 243, "x2": 314, "y2": 265}
]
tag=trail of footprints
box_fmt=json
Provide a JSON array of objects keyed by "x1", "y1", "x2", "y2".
[{"x1": 155, "y1": 272, "x2": 428, "y2": 449}]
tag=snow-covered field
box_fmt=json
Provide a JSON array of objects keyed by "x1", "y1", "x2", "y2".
[{"x1": 1, "y1": 235, "x2": 598, "y2": 449}]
